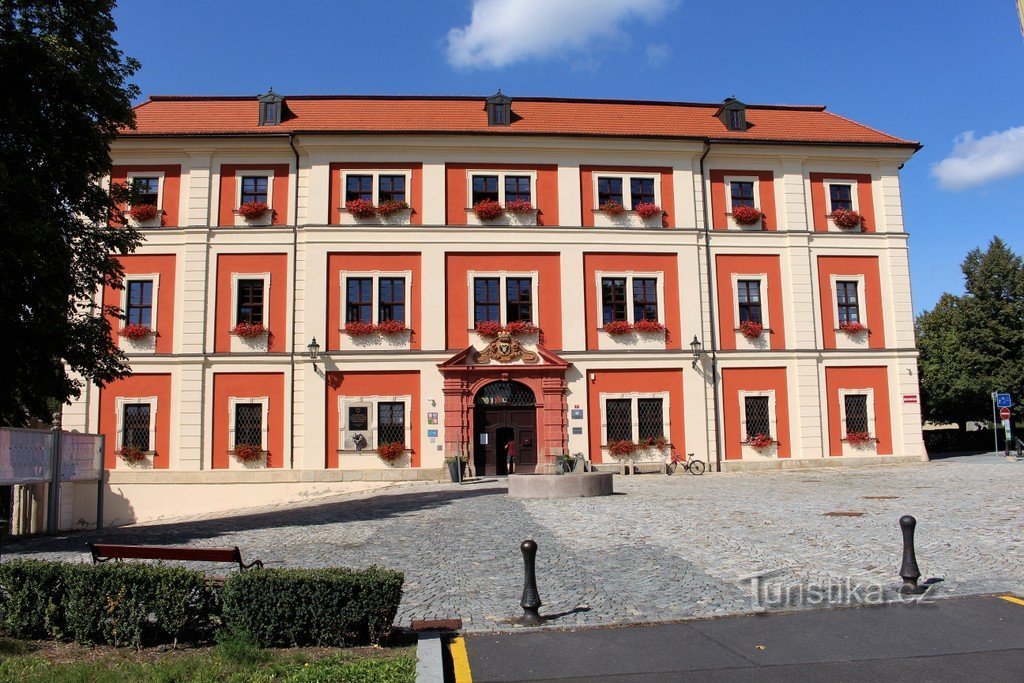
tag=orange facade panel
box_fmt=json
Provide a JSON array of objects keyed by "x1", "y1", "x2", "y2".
[
  {"x1": 325, "y1": 371, "x2": 421, "y2": 468},
  {"x1": 99, "y1": 373, "x2": 173, "y2": 469},
  {"x1": 214, "y1": 253, "x2": 289, "y2": 353},
  {"x1": 715, "y1": 254, "x2": 786, "y2": 350},
  {"x1": 110, "y1": 164, "x2": 181, "y2": 227},
  {"x1": 825, "y1": 366, "x2": 893, "y2": 456},
  {"x1": 709, "y1": 170, "x2": 778, "y2": 231},
  {"x1": 809, "y1": 173, "x2": 876, "y2": 233},
  {"x1": 722, "y1": 367, "x2": 791, "y2": 460},
  {"x1": 326, "y1": 253, "x2": 422, "y2": 351},
  {"x1": 104, "y1": 254, "x2": 177, "y2": 354},
  {"x1": 816, "y1": 255, "x2": 886, "y2": 349},
  {"x1": 445, "y1": 163, "x2": 559, "y2": 226},
  {"x1": 217, "y1": 164, "x2": 290, "y2": 226},
  {"x1": 211, "y1": 373, "x2": 286, "y2": 469},
  {"x1": 586, "y1": 369, "x2": 685, "y2": 465}
]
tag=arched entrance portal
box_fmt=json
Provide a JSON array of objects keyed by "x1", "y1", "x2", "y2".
[{"x1": 474, "y1": 381, "x2": 537, "y2": 475}]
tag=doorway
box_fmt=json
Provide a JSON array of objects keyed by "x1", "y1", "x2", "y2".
[{"x1": 473, "y1": 381, "x2": 538, "y2": 476}]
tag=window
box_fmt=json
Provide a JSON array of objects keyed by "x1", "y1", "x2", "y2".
[
  {"x1": 829, "y1": 184, "x2": 853, "y2": 212},
  {"x1": 378, "y1": 277, "x2": 405, "y2": 323},
  {"x1": 505, "y1": 176, "x2": 531, "y2": 203},
  {"x1": 744, "y1": 396, "x2": 771, "y2": 438},
  {"x1": 122, "y1": 403, "x2": 151, "y2": 451},
  {"x1": 836, "y1": 281, "x2": 860, "y2": 324},
  {"x1": 632, "y1": 278, "x2": 658, "y2": 322},
  {"x1": 346, "y1": 175, "x2": 374, "y2": 202},
  {"x1": 737, "y1": 280, "x2": 762, "y2": 324},
  {"x1": 506, "y1": 278, "x2": 533, "y2": 322},
  {"x1": 472, "y1": 175, "x2": 499, "y2": 204},
  {"x1": 637, "y1": 398, "x2": 664, "y2": 441},
  {"x1": 601, "y1": 277, "x2": 628, "y2": 324},
  {"x1": 473, "y1": 277, "x2": 501, "y2": 324},
  {"x1": 844, "y1": 394, "x2": 869, "y2": 433},
  {"x1": 378, "y1": 402, "x2": 405, "y2": 445},
  {"x1": 605, "y1": 399, "x2": 632, "y2": 442},
  {"x1": 234, "y1": 403, "x2": 263, "y2": 448},
  {"x1": 263, "y1": 102, "x2": 278, "y2": 124},
  {"x1": 236, "y1": 279, "x2": 264, "y2": 325},
  {"x1": 241, "y1": 176, "x2": 268, "y2": 204},
  {"x1": 378, "y1": 175, "x2": 406, "y2": 203},
  {"x1": 597, "y1": 177, "x2": 623, "y2": 206},
  {"x1": 346, "y1": 277, "x2": 373, "y2": 324},
  {"x1": 730, "y1": 181, "x2": 755, "y2": 209},
  {"x1": 630, "y1": 178, "x2": 655, "y2": 208},
  {"x1": 125, "y1": 280, "x2": 153, "y2": 327},
  {"x1": 132, "y1": 177, "x2": 159, "y2": 206},
  {"x1": 729, "y1": 109, "x2": 742, "y2": 131}
]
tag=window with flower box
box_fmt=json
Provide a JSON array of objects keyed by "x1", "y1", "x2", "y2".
[
  {"x1": 632, "y1": 278, "x2": 658, "y2": 322},
  {"x1": 378, "y1": 175, "x2": 406, "y2": 203},
  {"x1": 241, "y1": 176, "x2": 269, "y2": 205},
  {"x1": 601, "y1": 393, "x2": 670, "y2": 445},
  {"x1": 236, "y1": 279, "x2": 265, "y2": 326},
  {"x1": 839, "y1": 389, "x2": 876, "y2": 440},
  {"x1": 593, "y1": 173, "x2": 661, "y2": 210},
  {"x1": 346, "y1": 175, "x2": 373, "y2": 202},
  {"x1": 829, "y1": 183, "x2": 854, "y2": 212},
  {"x1": 228, "y1": 397, "x2": 268, "y2": 451},
  {"x1": 115, "y1": 396, "x2": 157, "y2": 455},
  {"x1": 472, "y1": 176, "x2": 499, "y2": 204},
  {"x1": 601, "y1": 277, "x2": 628, "y2": 324},
  {"x1": 340, "y1": 272, "x2": 413, "y2": 332},
  {"x1": 467, "y1": 171, "x2": 536, "y2": 206},
  {"x1": 597, "y1": 272, "x2": 665, "y2": 326},
  {"x1": 739, "y1": 390, "x2": 777, "y2": 445},
  {"x1": 346, "y1": 278, "x2": 373, "y2": 324},
  {"x1": 630, "y1": 178, "x2": 655, "y2": 208},
  {"x1": 339, "y1": 170, "x2": 414, "y2": 214},
  {"x1": 132, "y1": 177, "x2": 160, "y2": 206},
  {"x1": 597, "y1": 177, "x2": 623, "y2": 206},
  {"x1": 467, "y1": 272, "x2": 538, "y2": 327},
  {"x1": 736, "y1": 280, "x2": 762, "y2": 324},
  {"x1": 378, "y1": 277, "x2": 406, "y2": 324},
  {"x1": 125, "y1": 280, "x2": 154, "y2": 327},
  {"x1": 730, "y1": 180, "x2": 755, "y2": 209},
  {"x1": 505, "y1": 176, "x2": 531, "y2": 203},
  {"x1": 377, "y1": 402, "x2": 405, "y2": 445},
  {"x1": 836, "y1": 280, "x2": 860, "y2": 324}
]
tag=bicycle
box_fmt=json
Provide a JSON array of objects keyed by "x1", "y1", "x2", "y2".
[{"x1": 666, "y1": 450, "x2": 705, "y2": 476}]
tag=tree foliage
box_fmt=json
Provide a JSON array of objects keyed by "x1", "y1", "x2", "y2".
[
  {"x1": 0, "y1": 0, "x2": 141, "y2": 425},
  {"x1": 916, "y1": 238, "x2": 1024, "y2": 427}
]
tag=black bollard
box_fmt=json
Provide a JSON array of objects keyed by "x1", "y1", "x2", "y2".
[
  {"x1": 520, "y1": 539, "x2": 543, "y2": 625},
  {"x1": 898, "y1": 515, "x2": 924, "y2": 594}
]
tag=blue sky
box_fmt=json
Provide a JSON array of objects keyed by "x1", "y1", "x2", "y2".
[{"x1": 113, "y1": 0, "x2": 1024, "y2": 313}]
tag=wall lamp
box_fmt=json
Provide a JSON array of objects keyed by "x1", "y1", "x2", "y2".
[
  {"x1": 689, "y1": 335, "x2": 704, "y2": 369},
  {"x1": 306, "y1": 338, "x2": 325, "y2": 379}
]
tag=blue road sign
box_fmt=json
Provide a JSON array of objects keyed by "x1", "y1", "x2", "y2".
[{"x1": 996, "y1": 393, "x2": 1012, "y2": 408}]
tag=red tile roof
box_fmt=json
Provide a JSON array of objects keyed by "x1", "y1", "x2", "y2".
[{"x1": 123, "y1": 95, "x2": 917, "y2": 147}]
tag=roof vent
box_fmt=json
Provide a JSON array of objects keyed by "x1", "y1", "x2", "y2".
[
  {"x1": 485, "y1": 90, "x2": 512, "y2": 126},
  {"x1": 258, "y1": 88, "x2": 284, "y2": 126},
  {"x1": 716, "y1": 97, "x2": 747, "y2": 131}
]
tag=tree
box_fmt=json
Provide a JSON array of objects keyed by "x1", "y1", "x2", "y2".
[
  {"x1": 0, "y1": 0, "x2": 141, "y2": 425},
  {"x1": 916, "y1": 238, "x2": 1024, "y2": 428}
]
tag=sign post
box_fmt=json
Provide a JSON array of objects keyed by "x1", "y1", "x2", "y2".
[{"x1": 994, "y1": 393, "x2": 1012, "y2": 456}]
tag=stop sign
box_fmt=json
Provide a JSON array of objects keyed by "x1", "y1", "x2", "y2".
[{"x1": 1000, "y1": 407, "x2": 1011, "y2": 420}]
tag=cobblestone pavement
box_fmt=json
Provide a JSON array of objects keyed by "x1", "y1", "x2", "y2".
[{"x1": 5, "y1": 456, "x2": 1023, "y2": 632}]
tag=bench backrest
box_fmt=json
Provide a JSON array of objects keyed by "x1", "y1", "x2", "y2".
[{"x1": 90, "y1": 543, "x2": 241, "y2": 564}]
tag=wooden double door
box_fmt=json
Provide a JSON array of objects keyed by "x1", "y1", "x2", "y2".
[{"x1": 473, "y1": 407, "x2": 537, "y2": 476}]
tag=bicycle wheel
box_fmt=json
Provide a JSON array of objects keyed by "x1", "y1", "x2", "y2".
[
  {"x1": 688, "y1": 460, "x2": 706, "y2": 475},
  {"x1": 666, "y1": 461, "x2": 678, "y2": 475}
]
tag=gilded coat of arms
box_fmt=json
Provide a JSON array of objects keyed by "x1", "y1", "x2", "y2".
[{"x1": 474, "y1": 331, "x2": 538, "y2": 364}]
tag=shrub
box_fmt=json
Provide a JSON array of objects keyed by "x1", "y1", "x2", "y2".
[
  {"x1": 375, "y1": 200, "x2": 409, "y2": 217},
  {"x1": 739, "y1": 320, "x2": 763, "y2": 338},
  {"x1": 472, "y1": 199, "x2": 503, "y2": 220},
  {"x1": 474, "y1": 320, "x2": 502, "y2": 337},
  {"x1": 346, "y1": 199, "x2": 376, "y2": 218},
  {"x1": 602, "y1": 320, "x2": 633, "y2": 335},
  {"x1": 599, "y1": 200, "x2": 625, "y2": 216},
  {"x1": 220, "y1": 567, "x2": 404, "y2": 647},
  {"x1": 828, "y1": 208, "x2": 864, "y2": 229},
  {"x1": 922, "y1": 427, "x2": 1002, "y2": 453},
  {"x1": 504, "y1": 199, "x2": 533, "y2": 213},
  {"x1": 633, "y1": 202, "x2": 662, "y2": 219},
  {"x1": 504, "y1": 320, "x2": 538, "y2": 336},
  {"x1": 731, "y1": 204, "x2": 764, "y2": 225},
  {"x1": 344, "y1": 321, "x2": 376, "y2": 336},
  {"x1": 118, "y1": 323, "x2": 152, "y2": 340},
  {"x1": 0, "y1": 560, "x2": 68, "y2": 639},
  {"x1": 633, "y1": 319, "x2": 665, "y2": 333},
  {"x1": 231, "y1": 322, "x2": 266, "y2": 338},
  {"x1": 232, "y1": 443, "x2": 263, "y2": 462},
  {"x1": 376, "y1": 319, "x2": 406, "y2": 335},
  {"x1": 115, "y1": 446, "x2": 147, "y2": 464},
  {"x1": 128, "y1": 204, "x2": 159, "y2": 222},
  {"x1": 237, "y1": 201, "x2": 270, "y2": 220}
]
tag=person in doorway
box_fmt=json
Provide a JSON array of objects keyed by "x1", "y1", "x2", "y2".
[{"x1": 505, "y1": 438, "x2": 516, "y2": 475}]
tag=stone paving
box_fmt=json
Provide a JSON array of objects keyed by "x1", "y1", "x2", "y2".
[{"x1": 4, "y1": 455, "x2": 1023, "y2": 632}]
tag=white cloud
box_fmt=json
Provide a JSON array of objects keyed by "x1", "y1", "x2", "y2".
[
  {"x1": 932, "y1": 126, "x2": 1024, "y2": 190},
  {"x1": 646, "y1": 42, "x2": 671, "y2": 67},
  {"x1": 445, "y1": 0, "x2": 677, "y2": 69}
]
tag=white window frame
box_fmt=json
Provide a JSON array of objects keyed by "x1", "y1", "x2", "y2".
[
  {"x1": 829, "y1": 274, "x2": 867, "y2": 330},
  {"x1": 338, "y1": 395, "x2": 413, "y2": 451},
  {"x1": 466, "y1": 270, "x2": 539, "y2": 328},
  {"x1": 739, "y1": 390, "x2": 777, "y2": 442},
  {"x1": 230, "y1": 272, "x2": 271, "y2": 329},
  {"x1": 725, "y1": 175, "x2": 759, "y2": 214},
  {"x1": 340, "y1": 270, "x2": 413, "y2": 329},
  {"x1": 466, "y1": 169, "x2": 537, "y2": 207},
  {"x1": 114, "y1": 396, "x2": 157, "y2": 452},
  {"x1": 228, "y1": 396, "x2": 269, "y2": 451},
  {"x1": 340, "y1": 169, "x2": 414, "y2": 206},
  {"x1": 120, "y1": 273, "x2": 160, "y2": 333},
  {"x1": 823, "y1": 178, "x2": 859, "y2": 214},
  {"x1": 235, "y1": 170, "x2": 275, "y2": 209},
  {"x1": 730, "y1": 273, "x2": 769, "y2": 330},
  {"x1": 838, "y1": 388, "x2": 876, "y2": 438},
  {"x1": 592, "y1": 172, "x2": 661, "y2": 210},
  {"x1": 598, "y1": 392, "x2": 671, "y2": 446},
  {"x1": 126, "y1": 171, "x2": 165, "y2": 210},
  {"x1": 594, "y1": 270, "x2": 665, "y2": 327}
]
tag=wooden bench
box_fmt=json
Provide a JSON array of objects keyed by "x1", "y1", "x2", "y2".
[{"x1": 88, "y1": 543, "x2": 263, "y2": 571}]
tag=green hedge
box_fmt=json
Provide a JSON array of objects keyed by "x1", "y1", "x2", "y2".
[
  {"x1": 0, "y1": 560, "x2": 404, "y2": 649},
  {"x1": 220, "y1": 566, "x2": 404, "y2": 647}
]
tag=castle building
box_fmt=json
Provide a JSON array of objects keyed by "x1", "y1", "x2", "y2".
[{"x1": 61, "y1": 92, "x2": 925, "y2": 523}]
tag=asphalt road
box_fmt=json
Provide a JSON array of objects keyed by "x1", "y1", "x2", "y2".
[{"x1": 462, "y1": 594, "x2": 1024, "y2": 681}]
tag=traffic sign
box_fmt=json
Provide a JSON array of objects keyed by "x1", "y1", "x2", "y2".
[
  {"x1": 1000, "y1": 407, "x2": 1011, "y2": 420},
  {"x1": 996, "y1": 393, "x2": 1012, "y2": 408}
]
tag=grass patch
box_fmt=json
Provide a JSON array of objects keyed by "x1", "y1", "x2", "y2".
[{"x1": 0, "y1": 637, "x2": 415, "y2": 682}]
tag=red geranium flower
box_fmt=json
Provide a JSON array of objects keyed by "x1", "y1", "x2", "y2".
[
  {"x1": 346, "y1": 199, "x2": 376, "y2": 218},
  {"x1": 376, "y1": 319, "x2": 407, "y2": 335},
  {"x1": 600, "y1": 201, "x2": 625, "y2": 216},
  {"x1": 115, "y1": 446, "x2": 147, "y2": 463},
  {"x1": 238, "y1": 201, "x2": 270, "y2": 220},
  {"x1": 128, "y1": 204, "x2": 159, "y2": 222},
  {"x1": 839, "y1": 321, "x2": 868, "y2": 334},
  {"x1": 602, "y1": 320, "x2": 633, "y2": 335},
  {"x1": 608, "y1": 440, "x2": 638, "y2": 457},
  {"x1": 231, "y1": 323, "x2": 266, "y2": 338},
  {"x1": 504, "y1": 320, "x2": 539, "y2": 336},
  {"x1": 232, "y1": 443, "x2": 264, "y2": 462},
  {"x1": 119, "y1": 323, "x2": 152, "y2": 340},
  {"x1": 633, "y1": 202, "x2": 662, "y2": 219},
  {"x1": 747, "y1": 433, "x2": 774, "y2": 449},
  {"x1": 739, "y1": 320, "x2": 763, "y2": 339},
  {"x1": 829, "y1": 208, "x2": 864, "y2": 230},
  {"x1": 376, "y1": 200, "x2": 409, "y2": 217},
  {"x1": 633, "y1": 319, "x2": 666, "y2": 334},
  {"x1": 475, "y1": 320, "x2": 503, "y2": 337},
  {"x1": 731, "y1": 205, "x2": 764, "y2": 225},
  {"x1": 376, "y1": 442, "x2": 406, "y2": 462},
  {"x1": 504, "y1": 199, "x2": 533, "y2": 213},
  {"x1": 846, "y1": 431, "x2": 873, "y2": 445},
  {"x1": 473, "y1": 199, "x2": 503, "y2": 220},
  {"x1": 344, "y1": 321, "x2": 376, "y2": 336}
]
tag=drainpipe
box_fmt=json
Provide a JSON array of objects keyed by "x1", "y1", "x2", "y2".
[
  {"x1": 698, "y1": 141, "x2": 723, "y2": 472},
  {"x1": 288, "y1": 134, "x2": 300, "y2": 470}
]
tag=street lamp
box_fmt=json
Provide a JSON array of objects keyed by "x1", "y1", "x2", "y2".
[
  {"x1": 689, "y1": 335, "x2": 703, "y2": 368},
  {"x1": 306, "y1": 337, "x2": 320, "y2": 361}
]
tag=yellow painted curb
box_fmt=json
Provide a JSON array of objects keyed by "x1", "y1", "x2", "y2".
[
  {"x1": 1000, "y1": 594, "x2": 1024, "y2": 607},
  {"x1": 450, "y1": 635, "x2": 473, "y2": 683}
]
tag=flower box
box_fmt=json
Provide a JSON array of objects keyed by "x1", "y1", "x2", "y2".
[
  {"x1": 607, "y1": 440, "x2": 638, "y2": 457},
  {"x1": 504, "y1": 199, "x2": 533, "y2": 213},
  {"x1": 739, "y1": 320, "x2": 763, "y2": 339},
  {"x1": 344, "y1": 321, "x2": 376, "y2": 336},
  {"x1": 375, "y1": 200, "x2": 409, "y2": 217},
  {"x1": 231, "y1": 323, "x2": 267, "y2": 339},
  {"x1": 232, "y1": 443, "x2": 264, "y2": 463},
  {"x1": 345, "y1": 199, "x2": 376, "y2": 218},
  {"x1": 639, "y1": 435, "x2": 669, "y2": 451},
  {"x1": 633, "y1": 202, "x2": 662, "y2": 220},
  {"x1": 116, "y1": 446, "x2": 149, "y2": 465},
  {"x1": 828, "y1": 209, "x2": 864, "y2": 230},
  {"x1": 747, "y1": 433, "x2": 774, "y2": 449},
  {"x1": 376, "y1": 442, "x2": 406, "y2": 463},
  {"x1": 376, "y1": 319, "x2": 407, "y2": 335},
  {"x1": 731, "y1": 205, "x2": 764, "y2": 227},
  {"x1": 128, "y1": 204, "x2": 159, "y2": 223},
  {"x1": 845, "y1": 431, "x2": 874, "y2": 446},
  {"x1": 474, "y1": 320, "x2": 503, "y2": 337},
  {"x1": 237, "y1": 201, "x2": 271, "y2": 221},
  {"x1": 599, "y1": 201, "x2": 625, "y2": 216},
  {"x1": 504, "y1": 320, "x2": 539, "y2": 336},
  {"x1": 602, "y1": 320, "x2": 633, "y2": 335},
  {"x1": 633, "y1": 319, "x2": 665, "y2": 334},
  {"x1": 838, "y1": 321, "x2": 868, "y2": 334},
  {"x1": 119, "y1": 323, "x2": 153, "y2": 340},
  {"x1": 472, "y1": 199, "x2": 503, "y2": 221}
]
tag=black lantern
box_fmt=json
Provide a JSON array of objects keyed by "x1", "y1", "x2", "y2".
[
  {"x1": 306, "y1": 337, "x2": 320, "y2": 361},
  {"x1": 690, "y1": 335, "x2": 703, "y2": 368}
]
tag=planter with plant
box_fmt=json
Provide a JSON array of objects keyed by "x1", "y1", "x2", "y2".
[
  {"x1": 375, "y1": 200, "x2": 410, "y2": 217},
  {"x1": 115, "y1": 446, "x2": 148, "y2": 465},
  {"x1": 504, "y1": 199, "x2": 533, "y2": 213},
  {"x1": 602, "y1": 320, "x2": 633, "y2": 335},
  {"x1": 474, "y1": 320, "x2": 503, "y2": 337},
  {"x1": 119, "y1": 323, "x2": 153, "y2": 340},
  {"x1": 231, "y1": 322, "x2": 266, "y2": 338},
  {"x1": 633, "y1": 319, "x2": 665, "y2": 334},
  {"x1": 376, "y1": 319, "x2": 407, "y2": 335},
  {"x1": 845, "y1": 431, "x2": 873, "y2": 446},
  {"x1": 739, "y1": 320, "x2": 764, "y2": 339},
  {"x1": 504, "y1": 320, "x2": 539, "y2": 336},
  {"x1": 607, "y1": 440, "x2": 638, "y2": 458},
  {"x1": 472, "y1": 199, "x2": 503, "y2": 221},
  {"x1": 599, "y1": 200, "x2": 625, "y2": 216},
  {"x1": 232, "y1": 443, "x2": 264, "y2": 464},
  {"x1": 376, "y1": 442, "x2": 406, "y2": 464},
  {"x1": 128, "y1": 204, "x2": 159, "y2": 223},
  {"x1": 237, "y1": 201, "x2": 270, "y2": 221},
  {"x1": 639, "y1": 435, "x2": 669, "y2": 451},
  {"x1": 444, "y1": 454, "x2": 468, "y2": 482},
  {"x1": 345, "y1": 199, "x2": 376, "y2": 218},
  {"x1": 633, "y1": 202, "x2": 662, "y2": 220},
  {"x1": 838, "y1": 321, "x2": 868, "y2": 334},
  {"x1": 747, "y1": 433, "x2": 774, "y2": 450},
  {"x1": 828, "y1": 208, "x2": 865, "y2": 230},
  {"x1": 731, "y1": 204, "x2": 764, "y2": 226},
  {"x1": 343, "y1": 321, "x2": 376, "y2": 336}
]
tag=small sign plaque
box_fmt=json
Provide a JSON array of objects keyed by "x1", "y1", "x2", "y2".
[
  {"x1": 902, "y1": 395, "x2": 918, "y2": 404},
  {"x1": 572, "y1": 427, "x2": 583, "y2": 435},
  {"x1": 571, "y1": 409, "x2": 584, "y2": 419},
  {"x1": 996, "y1": 393, "x2": 1012, "y2": 408},
  {"x1": 427, "y1": 429, "x2": 438, "y2": 438},
  {"x1": 427, "y1": 412, "x2": 438, "y2": 425}
]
